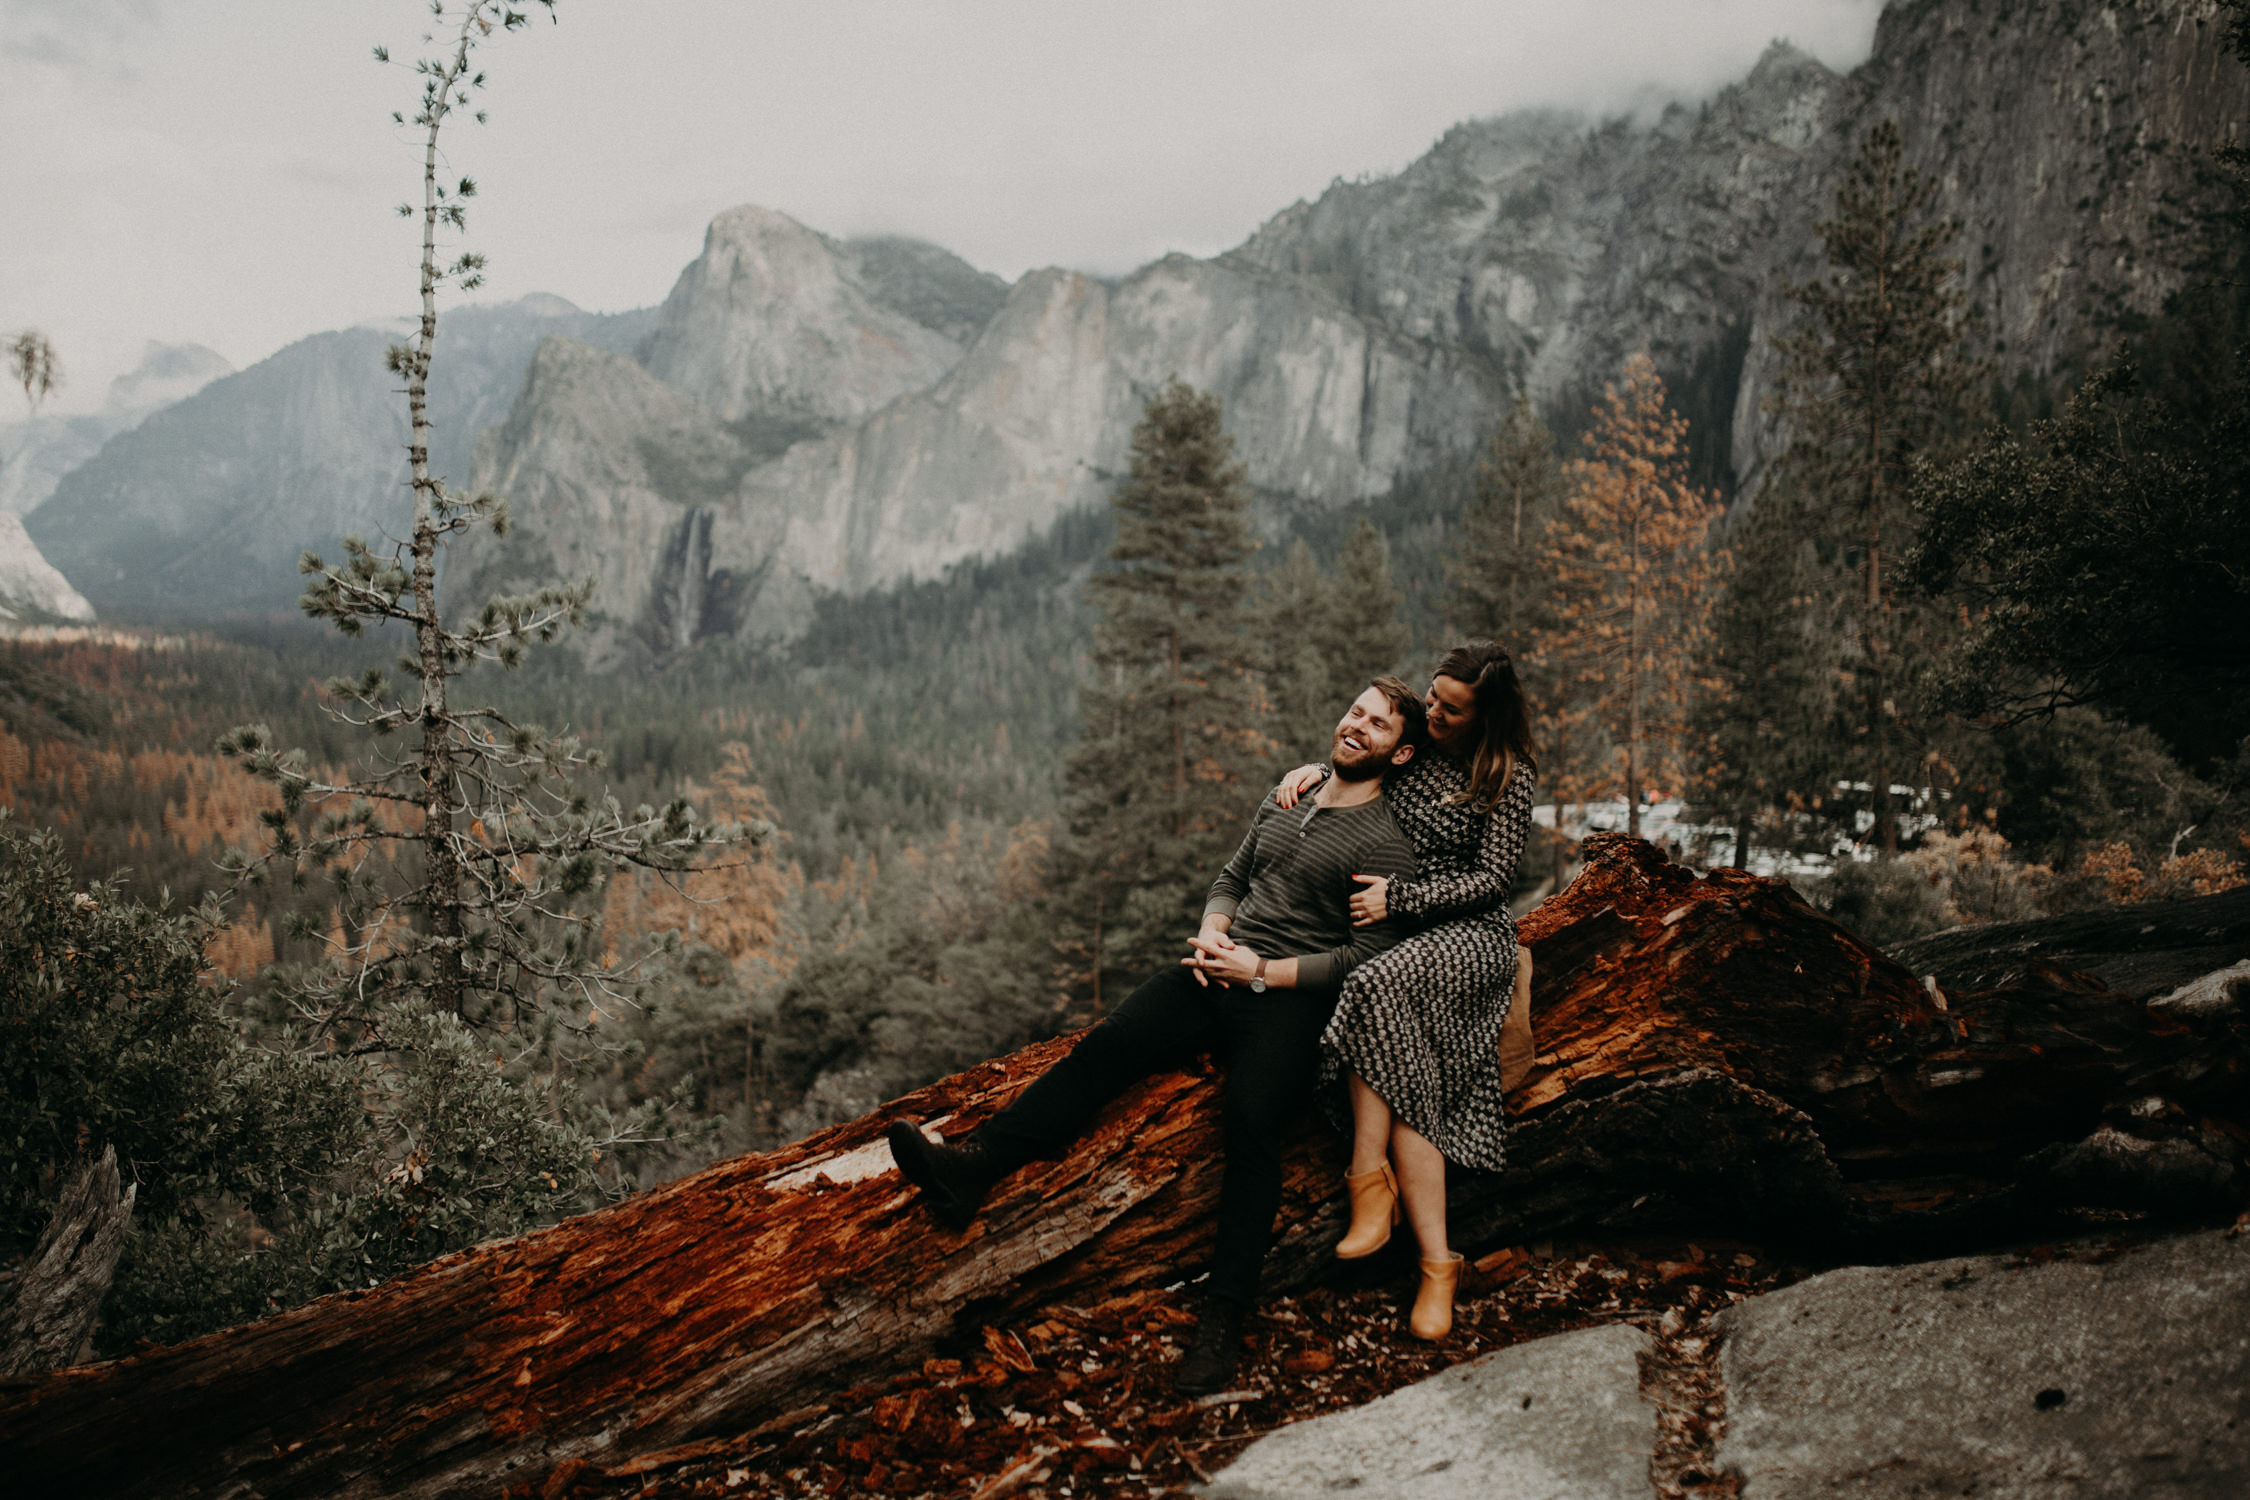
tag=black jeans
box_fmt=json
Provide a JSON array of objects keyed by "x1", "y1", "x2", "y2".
[{"x1": 978, "y1": 964, "x2": 1336, "y2": 1310}]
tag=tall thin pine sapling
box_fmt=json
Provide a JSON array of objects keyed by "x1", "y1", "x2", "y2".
[{"x1": 222, "y1": 0, "x2": 747, "y2": 1056}]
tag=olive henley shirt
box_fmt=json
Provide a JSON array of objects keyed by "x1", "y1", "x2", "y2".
[{"x1": 1200, "y1": 784, "x2": 1421, "y2": 1000}]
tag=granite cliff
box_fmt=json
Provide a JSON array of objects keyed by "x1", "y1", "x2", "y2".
[
  {"x1": 451, "y1": 336, "x2": 812, "y2": 656},
  {"x1": 1233, "y1": 0, "x2": 2250, "y2": 494},
  {"x1": 0, "y1": 512, "x2": 94, "y2": 623},
  {"x1": 447, "y1": 240, "x2": 1506, "y2": 653},
  {"x1": 457, "y1": 1, "x2": 2244, "y2": 658},
  {"x1": 640, "y1": 205, "x2": 1005, "y2": 437}
]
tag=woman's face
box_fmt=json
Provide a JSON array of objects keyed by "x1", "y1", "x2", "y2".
[{"x1": 1425, "y1": 675, "x2": 1479, "y2": 755}]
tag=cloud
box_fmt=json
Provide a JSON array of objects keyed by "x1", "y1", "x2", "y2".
[
  {"x1": 1, "y1": 0, "x2": 158, "y2": 78},
  {"x1": 2, "y1": 31, "x2": 82, "y2": 69}
]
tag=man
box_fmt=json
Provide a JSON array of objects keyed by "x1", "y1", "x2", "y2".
[{"x1": 887, "y1": 677, "x2": 1427, "y2": 1395}]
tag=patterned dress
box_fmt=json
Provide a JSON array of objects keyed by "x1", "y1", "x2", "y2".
[{"x1": 1318, "y1": 751, "x2": 1536, "y2": 1172}]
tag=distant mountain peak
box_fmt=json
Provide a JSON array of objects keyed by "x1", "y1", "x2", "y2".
[
  {"x1": 1745, "y1": 36, "x2": 1831, "y2": 84},
  {"x1": 27, "y1": 1, "x2": 2243, "y2": 644},
  {"x1": 638, "y1": 203, "x2": 979, "y2": 426},
  {"x1": 24, "y1": 297, "x2": 657, "y2": 621},
  {"x1": 508, "y1": 292, "x2": 585, "y2": 319},
  {"x1": 705, "y1": 202, "x2": 805, "y2": 239},
  {"x1": 0, "y1": 341, "x2": 234, "y2": 520},
  {"x1": 103, "y1": 342, "x2": 233, "y2": 419}
]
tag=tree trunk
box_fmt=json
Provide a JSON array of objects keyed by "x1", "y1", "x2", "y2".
[
  {"x1": 3, "y1": 836, "x2": 2242, "y2": 1498},
  {"x1": 407, "y1": 36, "x2": 466, "y2": 1017},
  {"x1": 1626, "y1": 532, "x2": 1644, "y2": 840},
  {"x1": 0, "y1": 1147, "x2": 135, "y2": 1378}
]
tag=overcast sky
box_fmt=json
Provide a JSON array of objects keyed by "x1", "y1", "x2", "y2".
[{"x1": 3, "y1": 0, "x2": 1881, "y2": 415}]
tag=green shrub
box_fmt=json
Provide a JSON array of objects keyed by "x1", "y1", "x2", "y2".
[
  {"x1": 0, "y1": 813, "x2": 325, "y2": 1255},
  {"x1": 0, "y1": 813, "x2": 662, "y2": 1353},
  {"x1": 1797, "y1": 855, "x2": 1952, "y2": 949}
]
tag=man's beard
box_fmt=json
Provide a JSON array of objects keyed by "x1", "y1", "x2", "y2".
[{"x1": 1330, "y1": 729, "x2": 1390, "y2": 781}]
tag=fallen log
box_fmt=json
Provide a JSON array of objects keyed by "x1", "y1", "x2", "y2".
[
  {"x1": 1887, "y1": 884, "x2": 2250, "y2": 1001},
  {"x1": 1, "y1": 834, "x2": 2242, "y2": 1497}
]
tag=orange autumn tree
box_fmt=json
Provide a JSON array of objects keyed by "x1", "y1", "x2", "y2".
[
  {"x1": 1532, "y1": 354, "x2": 1726, "y2": 837},
  {"x1": 602, "y1": 743, "x2": 793, "y2": 981}
]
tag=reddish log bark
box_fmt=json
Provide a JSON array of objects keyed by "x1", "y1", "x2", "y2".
[
  {"x1": 1432, "y1": 840, "x2": 2249, "y2": 1269},
  {"x1": 1, "y1": 834, "x2": 2242, "y2": 1497}
]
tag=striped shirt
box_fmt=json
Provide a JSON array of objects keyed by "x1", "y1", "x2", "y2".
[{"x1": 1201, "y1": 786, "x2": 1421, "y2": 1000}]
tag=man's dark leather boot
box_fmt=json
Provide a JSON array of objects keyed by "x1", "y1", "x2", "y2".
[
  {"x1": 1173, "y1": 1299, "x2": 1249, "y2": 1397},
  {"x1": 886, "y1": 1118, "x2": 1004, "y2": 1231}
]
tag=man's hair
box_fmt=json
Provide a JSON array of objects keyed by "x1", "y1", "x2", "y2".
[{"x1": 1368, "y1": 675, "x2": 1430, "y2": 756}]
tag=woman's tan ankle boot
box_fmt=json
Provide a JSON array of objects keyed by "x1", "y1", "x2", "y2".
[
  {"x1": 1334, "y1": 1163, "x2": 1400, "y2": 1259},
  {"x1": 1410, "y1": 1253, "x2": 1464, "y2": 1341}
]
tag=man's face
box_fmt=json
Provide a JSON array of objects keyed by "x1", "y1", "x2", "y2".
[{"x1": 1330, "y1": 687, "x2": 1413, "y2": 781}]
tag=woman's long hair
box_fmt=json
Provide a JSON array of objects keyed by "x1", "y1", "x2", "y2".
[{"x1": 1432, "y1": 640, "x2": 1538, "y2": 812}]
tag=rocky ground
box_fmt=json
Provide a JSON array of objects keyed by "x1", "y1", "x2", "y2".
[{"x1": 1212, "y1": 1220, "x2": 2250, "y2": 1500}]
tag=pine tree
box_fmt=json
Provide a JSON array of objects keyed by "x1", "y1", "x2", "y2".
[
  {"x1": 7, "y1": 332, "x2": 61, "y2": 421},
  {"x1": 1452, "y1": 394, "x2": 1563, "y2": 649},
  {"x1": 1767, "y1": 120, "x2": 1987, "y2": 851},
  {"x1": 1252, "y1": 538, "x2": 1336, "y2": 766},
  {"x1": 219, "y1": 2, "x2": 740, "y2": 1135},
  {"x1": 1531, "y1": 354, "x2": 1725, "y2": 838},
  {"x1": 1906, "y1": 356, "x2": 2250, "y2": 773},
  {"x1": 1319, "y1": 518, "x2": 1410, "y2": 686},
  {"x1": 1065, "y1": 380, "x2": 1264, "y2": 993},
  {"x1": 1694, "y1": 495, "x2": 1833, "y2": 866},
  {"x1": 1452, "y1": 394, "x2": 1573, "y2": 834}
]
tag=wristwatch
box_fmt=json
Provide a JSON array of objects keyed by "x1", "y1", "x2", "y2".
[{"x1": 1249, "y1": 957, "x2": 1270, "y2": 994}]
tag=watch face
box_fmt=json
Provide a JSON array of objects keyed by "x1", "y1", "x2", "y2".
[{"x1": 1249, "y1": 976, "x2": 1267, "y2": 993}]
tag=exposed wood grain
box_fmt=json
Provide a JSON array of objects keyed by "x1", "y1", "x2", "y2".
[
  {"x1": 1, "y1": 834, "x2": 2241, "y2": 1498},
  {"x1": 0, "y1": 1147, "x2": 135, "y2": 1377}
]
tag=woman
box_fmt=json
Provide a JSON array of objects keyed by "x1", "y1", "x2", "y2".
[{"x1": 1275, "y1": 640, "x2": 1538, "y2": 1340}]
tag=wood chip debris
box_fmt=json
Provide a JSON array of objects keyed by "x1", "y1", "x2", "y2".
[{"x1": 551, "y1": 1235, "x2": 1805, "y2": 1500}]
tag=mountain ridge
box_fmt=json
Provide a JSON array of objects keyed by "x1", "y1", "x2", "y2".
[
  {"x1": 462, "y1": 0, "x2": 2243, "y2": 660},
  {"x1": 25, "y1": 298, "x2": 656, "y2": 620},
  {"x1": 25, "y1": 0, "x2": 2248, "y2": 640}
]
